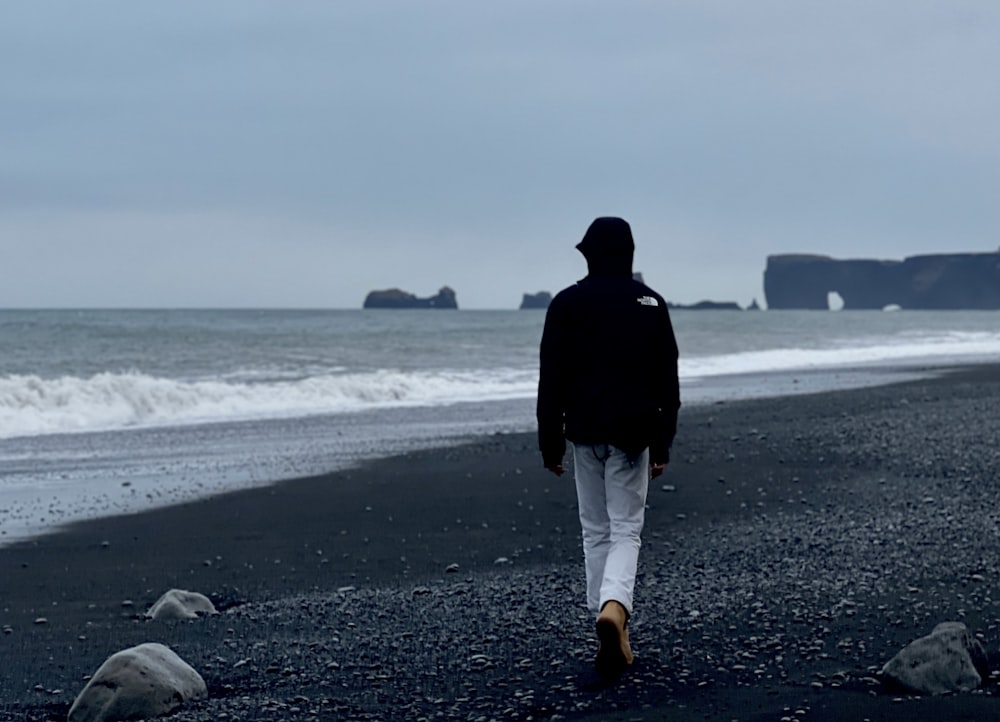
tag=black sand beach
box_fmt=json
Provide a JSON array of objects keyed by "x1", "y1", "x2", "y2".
[{"x1": 3, "y1": 365, "x2": 1000, "y2": 721}]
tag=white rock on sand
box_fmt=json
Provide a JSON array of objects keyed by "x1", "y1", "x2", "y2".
[
  {"x1": 68, "y1": 642, "x2": 207, "y2": 722},
  {"x1": 145, "y1": 589, "x2": 217, "y2": 620},
  {"x1": 881, "y1": 621, "x2": 988, "y2": 695}
]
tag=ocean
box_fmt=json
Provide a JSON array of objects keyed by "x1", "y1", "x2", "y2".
[{"x1": 2, "y1": 308, "x2": 1000, "y2": 544}]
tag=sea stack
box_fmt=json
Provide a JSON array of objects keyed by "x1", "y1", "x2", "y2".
[
  {"x1": 520, "y1": 292, "x2": 552, "y2": 309},
  {"x1": 363, "y1": 286, "x2": 458, "y2": 309}
]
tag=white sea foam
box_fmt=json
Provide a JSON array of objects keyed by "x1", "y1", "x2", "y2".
[
  {"x1": 3, "y1": 330, "x2": 999, "y2": 440},
  {"x1": 0, "y1": 369, "x2": 539, "y2": 440},
  {"x1": 682, "y1": 330, "x2": 1000, "y2": 379}
]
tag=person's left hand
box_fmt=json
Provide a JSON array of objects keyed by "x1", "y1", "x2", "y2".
[
  {"x1": 650, "y1": 463, "x2": 666, "y2": 479},
  {"x1": 546, "y1": 464, "x2": 566, "y2": 477}
]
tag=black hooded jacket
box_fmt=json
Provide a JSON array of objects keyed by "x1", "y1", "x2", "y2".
[{"x1": 537, "y1": 217, "x2": 680, "y2": 467}]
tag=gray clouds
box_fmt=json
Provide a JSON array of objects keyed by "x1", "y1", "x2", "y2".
[{"x1": 3, "y1": 1, "x2": 999, "y2": 308}]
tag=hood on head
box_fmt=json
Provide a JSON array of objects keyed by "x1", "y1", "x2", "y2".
[{"x1": 576, "y1": 217, "x2": 635, "y2": 279}]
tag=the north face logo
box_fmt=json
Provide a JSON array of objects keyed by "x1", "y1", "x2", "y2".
[{"x1": 637, "y1": 295, "x2": 658, "y2": 307}]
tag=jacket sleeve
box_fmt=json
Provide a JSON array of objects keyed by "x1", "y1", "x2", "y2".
[
  {"x1": 537, "y1": 295, "x2": 570, "y2": 468},
  {"x1": 648, "y1": 303, "x2": 681, "y2": 466}
]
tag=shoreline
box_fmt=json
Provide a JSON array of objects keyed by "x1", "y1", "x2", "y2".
[
  {"x1": 3, "y1": 364, "x2": 1000, "y2": 720},
  {"x1": 0, "y1": 360, "x2": 957, "y2": 550}
]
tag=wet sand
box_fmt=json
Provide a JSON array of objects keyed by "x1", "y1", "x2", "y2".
[{"x1": 2, "y1": 365, "x2": 1000, "y2": 720}]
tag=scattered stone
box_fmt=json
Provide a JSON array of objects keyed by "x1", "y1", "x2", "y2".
[
  {"x1": 68, "y1": 642, "x2": 207, "y2": 722},
  {"x1": 146, "y1": 589, "x2": 217, "y2": 621},
  {"x1": 445, "y1": 563, "x2": 460, "y2": 573},
  {"x1": 881, "y1": 621, "x2": 988, "y2": 695}
]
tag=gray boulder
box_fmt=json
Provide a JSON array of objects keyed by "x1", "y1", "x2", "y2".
[
  {"x1": 68, "y1": 642, "x2": 207, "y2": 722},
  {"x1": 881, "y1": 621, "x2": 989, "y2": 695},
  {"x1": 146, "y1": 589, "x2": 217, "y2": 620}
]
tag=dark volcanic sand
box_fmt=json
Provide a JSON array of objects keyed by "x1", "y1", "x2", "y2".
[{"x1": 3, "y1": 365, "x2": 1000, "y2": 721}]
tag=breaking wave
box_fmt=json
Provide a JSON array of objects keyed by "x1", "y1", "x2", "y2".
[
  {"x1": 0, "y1": 369, "x2": 539, "y2": 440},
  {"x1": 4, "y1": 329, "x2": 1000, "y2": 439}
]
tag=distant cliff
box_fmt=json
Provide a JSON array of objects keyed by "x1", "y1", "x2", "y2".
[
  {"x1": 764, "y1": 253, "x2": 1000, "y2": 310},
  {"x1": 363, "y1": 286, "x2": 458, "y2": 309}
]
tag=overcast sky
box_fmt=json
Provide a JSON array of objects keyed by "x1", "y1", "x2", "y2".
[{"x1": 3, "y1": 1, "x2": 998, "y2": 309}]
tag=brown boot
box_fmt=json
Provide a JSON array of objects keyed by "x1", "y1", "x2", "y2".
[{"x1": 595, "y1": 600, "x2": 634, "y2": 678}]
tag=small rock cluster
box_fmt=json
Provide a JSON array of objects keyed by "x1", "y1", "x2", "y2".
[{"x1": 67, "y1": 590, "x2": 215, "y2": 722}]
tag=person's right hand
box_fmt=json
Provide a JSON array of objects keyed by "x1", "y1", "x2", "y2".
[
  {"x1": 650, "y1": 463, "x2": 666, "y2": 479},
  {"x1": 546, "y1": 464, "x2": 566, "y2": 477}
]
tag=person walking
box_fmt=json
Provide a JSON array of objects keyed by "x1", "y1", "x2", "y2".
[{"x1": 537, "y1": 216, "x2": 680, "y2": 679}]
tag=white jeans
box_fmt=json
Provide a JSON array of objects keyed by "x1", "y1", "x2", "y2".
[{"x1": 572, "y1": 443, "x2": 649, "y2": 617}]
